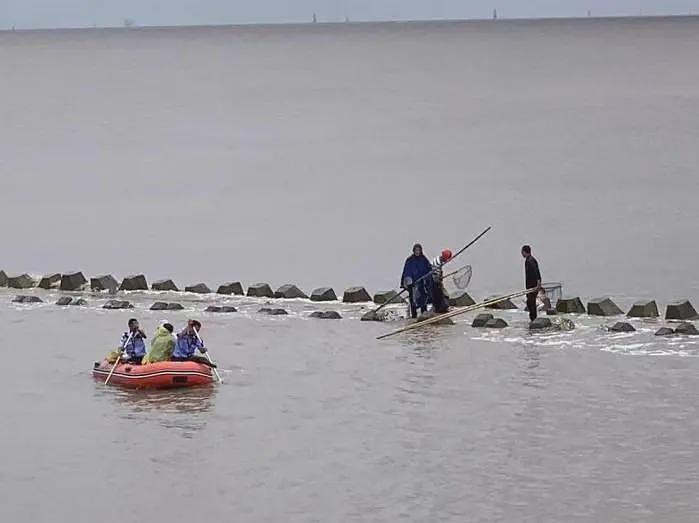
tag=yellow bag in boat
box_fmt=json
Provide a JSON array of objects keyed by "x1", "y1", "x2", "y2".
[{"x1": 106, "y1": 349, "x2": 122, "y2": 364}]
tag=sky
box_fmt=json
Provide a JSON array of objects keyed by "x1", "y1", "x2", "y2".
[{"x1": 1, "y1": 0, "x2": 698, "y2": 29}]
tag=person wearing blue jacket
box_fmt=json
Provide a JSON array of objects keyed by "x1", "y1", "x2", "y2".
[
  {"x1": 171, "y1": 320, "x2": 206, "y2": 361},
  {"x1": 120, "y1": 318, "x2": 147, "y2": 364},
  {"x1": 401, "y1": 243, "x2": 433, "y2": 318}
]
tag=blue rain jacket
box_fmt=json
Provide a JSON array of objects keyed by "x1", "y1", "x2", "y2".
[
  {"x1": 172, "y1": 331, "x2": 204, "y2": 359},
  {"x1": 121, "y1": 331, "x2": 146, "y2": 359},
  {"x1": 401, "y1": 254, "x2": 434, "y2": 309}
]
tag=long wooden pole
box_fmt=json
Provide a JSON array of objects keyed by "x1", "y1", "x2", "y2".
[
  {"x1": 192, "y1": 327, "x2": 223, "y2": 384},
  {"x1": 377, "y1": 286, "x2": 538, "y2": 340},
  {"x1": 372, "y1": 226, "x2": 492, "y2": 314},
  {"x1": 105, "y1": 332, "x2": 133, "y2": 385}
]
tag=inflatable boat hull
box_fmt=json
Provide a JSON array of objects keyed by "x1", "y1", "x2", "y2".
[{"x1": 93, "y1": 359, "x2": 214, "y2": 389}]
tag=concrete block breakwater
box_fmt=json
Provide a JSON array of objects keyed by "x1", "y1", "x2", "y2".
[{"x1": 1, "y1": 270, "x2": 697, "y2": 325}]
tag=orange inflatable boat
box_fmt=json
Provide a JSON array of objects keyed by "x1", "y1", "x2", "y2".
[{"x1": 92, "y1": 359, "x2": 215, "y2": 389}]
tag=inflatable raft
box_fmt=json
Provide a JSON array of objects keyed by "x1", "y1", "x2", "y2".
[{"x1": 92, "y1": 359, "x2": 214, "y2": 389}]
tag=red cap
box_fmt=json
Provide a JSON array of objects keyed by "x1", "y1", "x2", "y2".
[{"x1": 441, "y1": 249, "x2": 453, "y2": 262}]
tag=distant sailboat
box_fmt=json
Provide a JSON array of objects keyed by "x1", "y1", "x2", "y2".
[
  {"x1": 493, "y1": 9, "x2": 498, "y2": 20},
  {"x1": 312, "y1": 13, "x2": 317, "y2": 24}
]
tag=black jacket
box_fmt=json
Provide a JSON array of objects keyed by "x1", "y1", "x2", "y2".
[{"x1": 525, "y1": 256, "x2": 541, "y2": 288}]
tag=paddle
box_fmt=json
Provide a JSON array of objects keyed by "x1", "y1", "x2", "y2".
[
  {"x1": 372, "y1": 226, "x2": 492, "y2": 315},
  {"x1": 192, "y1": 326, "x2": 223, "y2": 384},
  {"x1": 105, "y1": 331, "x2": 133, "y2": 385},
  {"x1": 377, "y1": 286, "x2": 538, "y2": 339}
]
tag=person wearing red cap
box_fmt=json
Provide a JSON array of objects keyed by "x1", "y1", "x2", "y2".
[{"x1": 430, "y1": 249, "x2": 453, "y2": 313}]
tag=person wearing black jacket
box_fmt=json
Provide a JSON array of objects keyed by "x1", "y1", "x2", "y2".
[{"x1": 521, "y1": 245, "x2": 542, "y2": 321}]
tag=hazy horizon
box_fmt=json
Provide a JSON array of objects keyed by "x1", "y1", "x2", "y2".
[{"x1": 2, "y1": 0, "x2": 698, "y2": 30}]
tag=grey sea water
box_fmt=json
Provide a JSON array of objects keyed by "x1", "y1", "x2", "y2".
[{"x1": 1, "y1": 16, "x2": 698, "y2": 522}]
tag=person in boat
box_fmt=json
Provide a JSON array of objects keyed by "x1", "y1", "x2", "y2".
[
  {"x1": 141, "y1": 322, "x2": 175, "y2": 365},
  {"x1": 171, "y1": 320, "x2": 207, "y2": 362},
  {"x1": 430, "y1": 249, "x2": 453, "y2": 314},
  {"x1": 522, "y1": 244, "x2": 543, "y2": 322},
  {"x1": 119, "y1": 318, "x2": 147, "y2": 364},
  {"x1": 401, "y1": 243, "x2": 433, "y2": 318}
]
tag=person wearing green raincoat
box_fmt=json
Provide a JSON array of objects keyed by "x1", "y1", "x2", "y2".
[{"x1": 142, "y1": 322, "x2": 175, "y2": 365}]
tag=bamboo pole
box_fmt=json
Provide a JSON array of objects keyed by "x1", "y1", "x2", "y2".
[{"x1": 376, "y1": 287, "x2": 538, "y2": 340}]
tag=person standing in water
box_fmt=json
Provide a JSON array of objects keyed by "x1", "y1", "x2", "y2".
[
  {"x1": 522, "y1": 245, "x2": 543, "y2": 322},
  {"x1": 401, "y1": 243, "x2": 433, "y2": 318},
  {"x1": 431, "y1": 249, "x2": 453, "y2": 314}
]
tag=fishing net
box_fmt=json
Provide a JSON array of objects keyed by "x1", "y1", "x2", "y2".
[
  {"x1": 443, "y1": 265, "x2": 472, "y2": 294},
  {"x1": 541, "y1": 282, "x2": 563, "y2": 307},
  {"x1": 525, "y1": 282, "x2": 563, "y2": 311}
]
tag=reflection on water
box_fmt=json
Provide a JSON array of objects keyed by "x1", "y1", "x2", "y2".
[
  {"x1": 108, "y1": 386, "x2": 216, "y2": 414},
  {"x1": 96, "y1": 385, "x2": 218, "y2": 436},
  {"x1": 96, "y1": 384, "x2": 215, "y2": 413}
]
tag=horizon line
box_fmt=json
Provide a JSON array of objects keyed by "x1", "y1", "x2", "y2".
[{"x1": 2, "y1": 12, "x2": 698, "y2": 33}]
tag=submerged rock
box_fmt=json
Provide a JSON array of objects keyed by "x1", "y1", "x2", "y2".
[
  {"x1": 309, "y1": 311, "x2": 342, "y2": 319},
  {"x1": 150, "y1": 302, "x2": 169, "y2": 311},
  {"x1": 587, "y1": 297, "x2": 623, "y2": 317},
  {"x1": 119, "y1": 275, "x2": 148, "y2": 291},
  {"x1": 166, "y1": 302, "x2": 185, "y2": 311},
  {"x1": 556, "y1": 297, "x2": 585, "y2": 314},
  {"x1": 655, "y1": 327, "x2": 675, "y2": 337},
  {"x1": 373, "y1": 291, "x2": 406, "y2": 305},
  {"x1": 552, "y1": 317, "x2": 576, "y2": 331},
  {"x1": 151, "y1": 279, "x2": 179, "y2": 292},
  {"x1": 258, "y1": 307, "x2": 288, "y2": 316},
  {"x1": 416, "y1": 311, "x2": 454, "y2": 326},
  {"x1": 360, "y1": 310, "x2": 382, "y2": 322},
  {"x1": 38, "y1": 273, "x2": 61, "y2": 289},
  {"x1": 12, "y1": 295, "x2": 43, "y2": 304},
  {"x1": 7, "y1": 274, "x2": 36, "y2": 289},
  {"x1": 185, "y1": 283, "x2": 212, "y2": 294},
  {"x1": 71, "y1": 298, "x2": 87, "y2": 306},
  {"x1": 472, "y1": 313, "x2": 494, "y2": 328},
  {"x1": 485, "y1": 296, "x2": 517, "y2": 310},
  {"x1": 449, "y1": 291, "x2": 476, "y2": 307},
  {"x1": 0, "y1": 270, "x2": 7, "y2": 286},
  {"x1": 56, "y1": 297, "x2": 73, "y2": 306},
  {"x1": 274, "y1": 284, "x2": 308, "y2": 299},
  {"x1": 342, "y1": 287, "x2": 371, "y2": 303},
  {"x1": 627, "y1": 300, "x2": 659, "y2": 318},
  {"x1": 204, "y1": 305, "x2": 237, "y2": 313},
  {"x1": 103, "y1": 300, "x2": 133, "y2": 310},
  {"x1": 529, "y1": 317, "x2": 553, "y2": 330},
  {"x1": 59, "y1": 271, "x2": 87, "y2": 291},
  {"x1": 674, "y1": 322, "x2": 699, "y2": 336},
  {"x1": 484, "y1": 318, "x2": 508, "y2": 329},
  {"x1": 311, "y1": 287, "x2": 337, "y2": 302},
  {"x1": 91, "y1": 274, "x2": 118, "y2": 292},
  {"x1": 609, "y1": 322, "x2": 636, "y2": 333},
  {"x1": 217, "y1": 282, "x2": 244, "y2": 295},
  {"x1": 248, "y1": 283, "x2": 274, "y2": 298},
  {"x1": 665, "y1": 300, "x2": 699, "y2": 321}
]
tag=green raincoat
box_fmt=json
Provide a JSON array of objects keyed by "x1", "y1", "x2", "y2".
[{"x1": 142, "y1": 326, "x2": 175, "y2": 365}]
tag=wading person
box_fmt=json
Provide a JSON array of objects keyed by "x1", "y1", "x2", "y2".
[
  {"x1": 522, "y1": 245, "x2": 543, "y2": 322},
  {"x1": 431, "y1": 249, "x2": 453, "y2": 314},
  {"x1": 401, "y1": 243, "x2": 433, "y2": 318}
]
